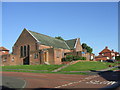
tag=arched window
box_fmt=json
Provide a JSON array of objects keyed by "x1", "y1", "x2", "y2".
[
  {"x1": 27, "y1": 45, "x2": 30, "y2": 56},
  {"x1": 24, "y1": 45, "x2": 26, "y2": 57},
  {"x1": 20, "y1": 46, "x2": 23, "y2": 57}
]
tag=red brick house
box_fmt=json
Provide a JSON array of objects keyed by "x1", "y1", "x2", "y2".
[
  {"x1": 1, "y1": 28, "x2": 94, "y2": 66},
  {"x1": 95, "y1": 46, "x2": 120, "y2": 61},
  {"x1": 0, "y1": 47, "x2": 9, "y2": 55}
]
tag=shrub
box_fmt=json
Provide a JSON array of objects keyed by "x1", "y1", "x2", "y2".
[
  {"x1": 62, "y1": 55, "x2": 86, "y2": 62},
  {"x1": 115, "y1": 56, "x2": 120, "y2": 60},
  {"x1": 82, "y1": 57, "x2": 86, "y2": 60},
  {"x1": 66, "y1": 55, "x2": 73, "y2": 61},
  {"x1": 61, "y1": 57, "x2": 66, "y2": 62}
]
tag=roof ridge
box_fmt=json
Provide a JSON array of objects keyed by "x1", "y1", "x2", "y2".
[
  {"x1": 99, "y1": 48, "x2": 112, "y2": 54},
  {"x1": 65, "y1": 38, "x2": 77, "y2": 41},
  {"x1": 0, "y1": 47, "x2": 9, "y2": 51},
  {"x1": 63, "y1": 41, "x2": 70, "y2": 49},
  {"x1": 28, "y1": 30, "x2": 70, "y2": 49},
  {"x1": 28, "y1": 30, "x2": 65, "y2": 43}
]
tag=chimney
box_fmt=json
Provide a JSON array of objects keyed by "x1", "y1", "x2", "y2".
[
  {"x1": 112, "y1": 49, "x2": 114, "y2": 52},
  {"x1": 105, "y1": 46, "x2": 108, "y2": 49}
]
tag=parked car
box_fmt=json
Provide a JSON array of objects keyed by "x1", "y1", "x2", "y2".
[{"x1": 106, "y1": 59, "x2": 116, "y2": 63}]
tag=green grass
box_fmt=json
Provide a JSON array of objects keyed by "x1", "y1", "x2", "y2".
[
  {"x1": 109, "y1": 67, "x2": 120, "y2": 71},
  {"x1": 1, "y1": 64, "x2": 63, "y2": 71},
  {"x1": 2, "y1": 69, "x2": 88, "y2": 75},
  {"x1": 60, "y1": 61, "x2": 116, "y2": 71},
  {"x1": 115, "y1": 61, "x2": 120, "y2": 64},
  {"x1": 1, "y1": 61, "x2": 117, "y2": 75},
  {"x1": 1, "y1": 64, "x2": 87, "y2": 75}
]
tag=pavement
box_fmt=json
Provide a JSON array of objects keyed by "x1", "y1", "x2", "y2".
[
  {"x1": 1, "y1": 76, "x2": 26, "y2": 90},
  {"x1": 1, "y1": 70, "x2": 120, "y2": 89}
]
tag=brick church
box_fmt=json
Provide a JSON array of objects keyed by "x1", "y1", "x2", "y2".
[{"x1": 0, "y1": 28, "x2": 94, "y2": 66}]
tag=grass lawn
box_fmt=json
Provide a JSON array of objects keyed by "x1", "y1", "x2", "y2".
[
  {"x1": 60, "y1": 61, "x2": 116, "y2": 71},
  {"x1": 1, "y1": 69, "x2": 88, "y2": 75},
  {"x1": 1, "y1": 64, "x2": 63, "y2": 71},
  {"x1": 110, "y1": 68, "x2": 119, "y2": 71},
  {"x1": 109, "y1": 67, "x2": 120, "y2": 71},
  {"x1": 1, "y1": 61, "x2": 117, "y2": 75}
]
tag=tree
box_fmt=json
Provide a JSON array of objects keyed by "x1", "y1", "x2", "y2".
[
  {"x1": 86, "y1": 46, "x2": 93, "y2": 53},
  {"x1": 82, "y1": 43, "x2": 87, "y2": 49},
  {"x1": 82, "y1": 43, "x2": 93, "y2": 53},
  {"x1": 55, "y1": 36, "x2": 64, "y2": 41}
]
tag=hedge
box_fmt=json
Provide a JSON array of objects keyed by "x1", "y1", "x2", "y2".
[
  {"x1": 115, "y1": 56, "x2": 120, "y2": 60},
  {"x1": 62, "y1": 55, "x2": 86, "y2": 62}
]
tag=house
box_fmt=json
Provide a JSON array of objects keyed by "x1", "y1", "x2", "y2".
[
  {"x1": 0, "y1": 47, "x2": 9, "y2": 55},
  {"x1": 95, "y1": 46, "x2": 120, "y2": 61},
  {"x1": 1, "y1": 28, "x2": 94, "y2": 66},
  {"x1": 0, "y1": 47, "x2": 17, "y2": 66}
]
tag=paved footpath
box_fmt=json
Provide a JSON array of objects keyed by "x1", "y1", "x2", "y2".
[
  {"x1": 2, "y1": 76, "x2": 26, "y2": 88},
  {"x1": 1, "y1": 71, "x2": 119, "y2": 89}
]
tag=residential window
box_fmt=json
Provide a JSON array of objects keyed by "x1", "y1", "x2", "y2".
[
  {"x1": 117, "y1": 54, "x2": 119, "y2": 56},
  {"x1": 34, "y1": 53, "x2": 38, "y2": 59},
  {"x1": 3, "y1": 58, "x2": 7, "y2": 62},
  {"x1": 107, "y1": 57, "x2": 109, "y2": 59},
  {"x1": 62, "y1": 52, "x2": 64, "y2": 57},
  {"x1": 64, "y1": 53, "x2": 67, "y2": 56},
  {"x1": 77, "y1": 52, "x2": 79, "y2": 55},
  {"x1": 20, "y1": 46, "x2": 23, "y2": 57},
  {"x1": 12, "y1": 57, "x2": 14, "y2": 62},
  {"x1": 56, "y1": 51, "x2": 60, "y2": 58}
]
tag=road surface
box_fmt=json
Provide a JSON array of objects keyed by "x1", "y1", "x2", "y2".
[{"x1": 1, "y1": 71, "x2": 120, "y2": 89}]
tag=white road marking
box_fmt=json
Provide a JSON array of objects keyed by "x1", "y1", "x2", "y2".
[
  {"x1": 54, "y1": 75, "x2": 99, "y2": 88},
  {"x1": 86, "y1": 80, "x2": 117, "y2": 85},
  {"x1": 22, "y1": 80, "x2": 27, "y2": 88}
]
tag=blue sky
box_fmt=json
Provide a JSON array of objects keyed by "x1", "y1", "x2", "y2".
[{"x1": 2, "y1": 2, "x2": 118, "y2": 55}]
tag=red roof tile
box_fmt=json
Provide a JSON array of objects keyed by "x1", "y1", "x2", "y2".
[
  {"x1": 99, "y1": 47, "x2": 112, "y2": 54},
  {"x1": 0, "y1": 47, "x2": 9, "y2": 51}
]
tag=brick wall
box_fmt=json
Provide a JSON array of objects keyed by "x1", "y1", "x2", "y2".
[
  {"x1": 74, "y1": 38, "x2": 82, "y2": 52},
  {"x1": 12, "y1": 29, "x2": 38, "y2": 65}
]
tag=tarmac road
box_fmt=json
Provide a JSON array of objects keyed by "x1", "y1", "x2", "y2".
[
  {"x1": 1, "y1": 75, "x2": 26, "y2": 89},
  {"x1": 1, "y1": 71, "x2": 120, "y2": 89}
]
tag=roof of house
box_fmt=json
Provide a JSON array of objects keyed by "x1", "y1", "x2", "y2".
[
  {"x1": 28, "y1": 30, "x2": 71, "y2": 49},
  {"x1": 0, "y1": 47, "x2": 9, "y2": 51},
  {"x1": 115, "y1": 52, "x2": 119, "y2": 54},
  {"x1": 65, "y1": 39, "x2": 77, "y2": 49},
  {"x1": 99, "y1": 47, "x2": 112, "y2": 54}
]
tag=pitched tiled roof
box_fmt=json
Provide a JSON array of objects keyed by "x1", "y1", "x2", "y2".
[
  {"x1": 99, "y1": 47, "x2": 112, "y2": 54},
  {"x1": 115, "y1": 52, "x2": 119, "y2": 54},
  {"x1": 0, "y1": 47, "x2": 9, "y2": 51},
  {"x1": 65, "y1": 39, "x2": 77, "y2": 49},
  {"x1": 28, "y1": 30, "x2": 70, "y2": 49},
  {"x1": 99, "y1": 49, "x2": 112, "y2": 54}
]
